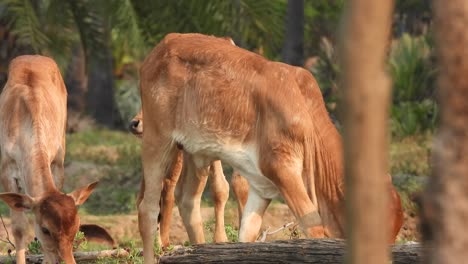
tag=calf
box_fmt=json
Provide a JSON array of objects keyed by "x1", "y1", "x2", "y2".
[
  {"x1": 130, "y1": 111, "x2": 249, "y2": 247},
  {"x1": 138, "y1": 33, "x2": 403, "y2": 263},
  {"x1": 0, "y1": 55, "x2": 100, "y2": 264}
]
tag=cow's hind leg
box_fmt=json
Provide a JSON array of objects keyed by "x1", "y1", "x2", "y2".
[
  {"x1": 262, "y1": 152, "x2": 325, "y2": 239},
  {"x1": 0, "y1": 161, "x2": 29, "y2": 264},
  {"x1": 159, "y1": 151, "x2": 183, "y2": 248},
  {"x1": 209, "y1": 160, "x2": 229, "y2": 242},
  {"x1": 175, "y1": 153, "x2": 209, "y2": 244},
  {"x1": 138, "y1": 139, "x2": 177, "y2": 264}
]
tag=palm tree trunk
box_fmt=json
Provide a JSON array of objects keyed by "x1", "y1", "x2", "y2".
[
  {"x1": 85, "y1": 25, "x2": 118, "y2": 128},
  {"x1": 65, "y1": 44, "x2": 88, "y2": 114},
  {"x1": 339, "y1": 0, "x2": 394, "y2": 264},
  {"x1": 422, "y1": 1, "x2": 468, "y2": 263},
  {"x1": 86, "y1": 49, "x2": 117, "y2": 127},
  {"x1": 281, "y1": 0, "x2": 304, "y2": 66}
]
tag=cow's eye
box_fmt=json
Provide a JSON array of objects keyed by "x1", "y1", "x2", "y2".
[{"x1": 41, "y1": 227, "x2": 50, "y2": 236}]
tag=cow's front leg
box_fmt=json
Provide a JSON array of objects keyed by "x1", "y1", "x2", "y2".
[
  {"x1": 238, "y1": 189, "x2": 271, "y2": 242},
  {"x1": 138, "y1": 142, "x2": 176, "y2": 264}
]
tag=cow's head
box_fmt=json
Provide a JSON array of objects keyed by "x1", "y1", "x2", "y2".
[
  {"x1": 0, "y1": 182, "x2": 99, "y2": 263},
  {"x1": 129, "y1": 110, "x2": 143, "y2": 138}
]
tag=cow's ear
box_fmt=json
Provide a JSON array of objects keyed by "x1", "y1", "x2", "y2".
[
  {"x1": 79, "y1": 224, "x2": 116, "y2": 248},
  {"x1": 68, "y1": 181, "x2": 99, "y2": 206},
  {"x1": 0, "y1": 193, "x2": 36, "y2": 211}
]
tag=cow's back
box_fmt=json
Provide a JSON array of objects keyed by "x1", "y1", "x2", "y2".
[
  {"x1": 0, "y1": 56, "x2": 67, "y2": 181},
  {"x1": 140, "y1": 34, "x2": 315, "y2": 148}
]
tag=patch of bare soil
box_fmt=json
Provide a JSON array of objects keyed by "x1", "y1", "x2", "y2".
[{"x1": 85, "y1": 204, "x2": 419, "y2": 246}]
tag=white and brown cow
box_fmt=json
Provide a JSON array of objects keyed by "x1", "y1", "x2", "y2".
[
  {"x1": 0, "y1": 55, "x2": 103, "y2": 264},
  {"x1": 137, "y1": 33, "x2": 403, "y2": 263}
]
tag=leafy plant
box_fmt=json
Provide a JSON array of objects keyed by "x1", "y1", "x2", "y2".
[
  {"x1": 389, "y1": 33, "x2": 436, "y2": 102},
  {"x1": 389, "y1": 33, "x2": 438, "y2": 137},
  {"x1": 391, "y1": 99, "x2": 438, "y2": 137},
  {"x1": 73, "y1": 231, "x2": 87, "y2": 251},
  {"x1": 27, "y1": 237, "x2": 41, "y2": 255},
  {"x1": 95, "y1": 240, "x2": 143, "y2": 264},
  {"x1": 224, "y1": 224, "x2": 239, "y2": 243}
]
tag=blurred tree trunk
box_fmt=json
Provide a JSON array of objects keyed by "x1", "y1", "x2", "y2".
[
  {"x1": 339, "y1": 0, "x2": 394, "y2": 264},
  {"x1": 422, "y1": 1, "x2": 468, "y2": 263},
  {"x1": 65, "y1": 44, "x2": 88, "y2": 114},
  {"x1": 281, "y1": 0, "x2": 304, "y2": 66}
]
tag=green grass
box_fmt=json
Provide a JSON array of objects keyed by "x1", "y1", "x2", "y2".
[
  {"x1": 66, "y1": 128, "x2": 141, "y2": 166},
  {"x1": 389, "y1": 133, "x2": 431, "y2": 215}
]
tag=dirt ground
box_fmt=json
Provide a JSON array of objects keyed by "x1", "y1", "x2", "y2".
[{"x1": 0, "y1": 202, "x2": 419, "y2": 253}]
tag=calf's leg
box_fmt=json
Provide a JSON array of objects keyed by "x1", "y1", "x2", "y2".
[
  {"x1": 0, "y1": 161, "x2": 29, "y2": 264},
  {"x1": 138, "y1": 139, "x2": 177, "y2": 264},
  {"x1": 175, "y1": 153, "x2": 209, "y2": 244},
  {"x1": 209, "y1": 160, "x2": 229, "y2": 242},
  {"x1": 238, "y1": 189, "x2": 271, "y2": 242},
  {"x1": 231, "y1": 171, "x2": 249, "y2": 226},
  {"x1": 159, "y1": 151, "x2": 183, "y2": 248}
]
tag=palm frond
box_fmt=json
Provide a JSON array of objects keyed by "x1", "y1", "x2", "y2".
[
  {"x1": 130, "y1": 0, "x2": 285, "y2": 58},
  {"x1": 42, "y1": 0, "x2": 78, "y2": 71},
  {"x1": 3, "y1": 0, "x2": 49, "y2": 52},
  {"x1": 66, "y1": 0, "x2": 107, "y2": 59},
  {"x1": 108, "y1": 0, "x2": 147, "y2": 58}
]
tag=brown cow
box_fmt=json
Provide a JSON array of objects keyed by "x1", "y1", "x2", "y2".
[
  {"x1": 130, "y1": 110, "x2": 249, "y2": 247},
  {"x1": 137, "y1": 33, "x2": 403, "y2": 263},
  {"x1": 0, "y1": 55, "x2": 104, "y2": 264}
]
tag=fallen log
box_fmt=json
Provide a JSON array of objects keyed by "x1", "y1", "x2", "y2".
[
  {"x1": 160, "y1": 239, "x2": 424, "y2": 264},
  {"x1": 0, "y1": 239, "x2": 423, "y2": 263},
  {"x1": 0, "y1": 248, "x2": 129, "y2": 263}
]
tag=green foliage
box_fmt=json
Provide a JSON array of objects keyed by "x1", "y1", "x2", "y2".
[
  {"x1": 392, "y1": 174, "x2": 425, "y2": 213},
  {"x1": 224, "y1": 224, "x2": 239, "y2": 243},
  {"x1": 73, "y1": 231, "x2": 87, "y2": 251},
  {"x1": 390, "y1": 133, "x2": 432, "y2": 176},
  {"x1": 391, "y1": 99, "x2": 438, "y2": 137},
  {"x1": 203, "y1": 219, "x2": 239, "y2": 243},
  {"x1": 26, "y1": 231, "x2": 91, "y2": 256},
  {"x1": 309, "y1": 37, "x2": 340, "y2": 115},
  {"x1": 115, "y1": 79, "x2": 141, "y2": 125},
  {"x1": 389, "y1": 33, "x2": 438, "y2": 137},
  {"x1": 94, "y1": 240, "x2": 143, "y2": 264},
  {"x1": 0, "y1": 0, "x2": 104, "y2": 70},
  {"x1": 2, "y1": 0, "x2": 49, "y2": 52},
  {"x1": 389, "y1": 34, "x2": 436, "y2": 102},
  {"x1": 130, "y1": 0, "x2": 286, "y2": 58},
  {"x1": 304, "y1": 0, "x2": 344, "y2": 55},
  {"x1": 27, "y1": 237, "x2": 42, "y2": 255},
  {"x1": 108, "y1": 0, "x2": 146, "y2": 58}
]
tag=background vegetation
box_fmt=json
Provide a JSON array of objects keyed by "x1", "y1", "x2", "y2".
[{"x1": 0, "y1": 0, "x2": 434, "y2": 250}]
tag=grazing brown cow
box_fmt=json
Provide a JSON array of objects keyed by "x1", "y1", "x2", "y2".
[
  {"x1": 130, "y1": 110, "x2": 249, "y2": 247},
  {"x1": 0, "y1": 55, "x2": 104, "y2": 264},
  {"x1": 137, "y1": 33, "x2": 403, "y2": 263}
]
